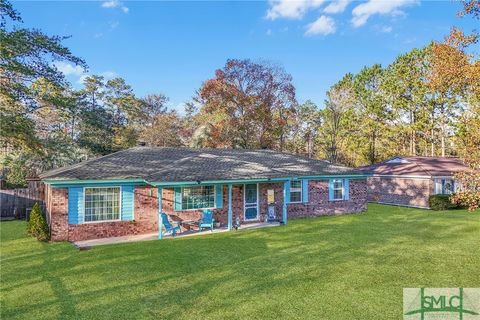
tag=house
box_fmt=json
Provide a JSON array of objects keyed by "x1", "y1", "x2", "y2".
[
  {"x1": 40, "y1": 147, "x2": 370, "y2": 241},
  {"x1": 358, "y1": 156, "x2": 470, "y2": 209}
]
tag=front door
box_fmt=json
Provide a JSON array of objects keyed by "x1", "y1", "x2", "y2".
[{"x1": 244, "y1": 184, "x2": 258, "y2": 221}]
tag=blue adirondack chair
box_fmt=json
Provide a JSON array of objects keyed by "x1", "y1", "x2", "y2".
[
  {"x1": 198, "y1": 210, "x2": 215, "y2": 232},
  {"x1": 160, "y1": 213, "x2": 181, "y2": 237}
]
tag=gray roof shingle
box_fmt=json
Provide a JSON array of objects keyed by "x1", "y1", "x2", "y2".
[{"x1": 40, "y1": 147, "x2": 363, "y2": 183}]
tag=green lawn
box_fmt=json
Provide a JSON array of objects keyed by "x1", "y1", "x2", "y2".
[{"x1": 1, "y1": 204, "x2": 479, "y2": 320}]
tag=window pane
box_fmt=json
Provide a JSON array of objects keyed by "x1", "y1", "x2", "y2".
[
  {"x1": 182, "y1": 186, "x2": 215, "y2": 210},
  {"x1": 84, "y1": 187, "x2": 121, "y2": 222},
  {"x1": 291, "y1": 180, "x2": 301, "y2": 189},
  {"x1": 334, "y1": 189, "x2": 343, "y2": 200},
  {"x1": 245, "y1": 184, "x2": 257, "y2": 204},
  {"x1": 290, "y1": 191, "x2": 301, "y2": 202},
  {"x1": 245, "y1": 207, "x2": 257, "y2": 220},
  {"x1": 333, "y1": 180, "x2": 343, "y2": 189},
  {"x1": 444, "y1": 181, "x2": 454, "y2": 194}
]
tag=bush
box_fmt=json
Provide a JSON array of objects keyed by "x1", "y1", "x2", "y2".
[
  {"x1": 428, "y1": 195, "x2": 459, "y2": 211},
  {"x1": 27, "y1": 203, "x2": 50, "y2": 241}
]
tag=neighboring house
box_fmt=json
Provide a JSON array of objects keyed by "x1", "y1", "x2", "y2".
[
  {"x1": 358, "y1": 156, "x2": 470, "y2": 209},
  {"x1": 40, "y1": 147, "x2": 370, "y2": 241}
]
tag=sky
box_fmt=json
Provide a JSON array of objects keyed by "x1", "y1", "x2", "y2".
[{"x1": 13, "y1": 0, "x2": 478, "y2": 112}]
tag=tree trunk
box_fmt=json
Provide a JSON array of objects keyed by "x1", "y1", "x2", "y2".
[
  {"x1": 441, "y1": 134, "x2": 445, "y2": 157},
  {"x1": 431, "y1": 128, "x2": 434, "y2": 156}
]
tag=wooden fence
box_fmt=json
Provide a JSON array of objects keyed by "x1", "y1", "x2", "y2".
[{"x1": 0, "y1": 179, "x2": 45, "y2": 220}]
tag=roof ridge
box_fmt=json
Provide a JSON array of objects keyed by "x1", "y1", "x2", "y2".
[{"x1": 406, "y1": 158, "x2": 432, "y2": 176}]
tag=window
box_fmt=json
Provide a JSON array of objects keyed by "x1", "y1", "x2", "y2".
[
  {"x1": 435, "y1": 179, "x2": 455, "y2": 195},
  {"x1": 332, "y1": 179, "x2": 344, "y2": 200},
  {"x1": 182, "y1": 186, "x2": 215, "y2": 210},
  {"x1": 84, "y1": 187, "x2": 121, "y2": 222},
  {"x1": 444, "y1": 180, "x2": 454, "y2": 194},
  {"x1": 290, "y1": 180, "x2": 302, "y2": 203}
]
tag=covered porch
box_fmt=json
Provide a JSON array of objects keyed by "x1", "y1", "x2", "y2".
[
  {"x1": 155, "y1": 179, "x2": 290, "y2": 239},
  {"x1": 74, "y1": 221, "x2": 281, "y2": 249}
]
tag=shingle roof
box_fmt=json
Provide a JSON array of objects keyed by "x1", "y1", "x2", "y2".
[
  {"x1": 357, "y1": 156, "x2": 470, "y2": 177},
  {"x1": 40, "y1": 147, "x2": 363, "y2": 183}
]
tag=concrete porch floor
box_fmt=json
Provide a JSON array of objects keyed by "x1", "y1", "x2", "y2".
[{"x1": 73, "y1": 222, "x2": 281, "y2": 249}]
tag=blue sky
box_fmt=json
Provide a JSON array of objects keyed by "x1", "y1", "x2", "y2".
[{"x1": 14, "y1": 1, "x2": 477, "y2": 112}]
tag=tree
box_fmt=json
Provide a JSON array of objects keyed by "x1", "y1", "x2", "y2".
[
  {"x1": 318, "y1": 74, "x2": 355, "y2": 164},
  {"x1": 197, "y1": 59, "x2": 297, "y2": 150},
  {"x1": 0, "y1": 0, "x2": 85, "y2": 149},
  {"x1": 104, "y1": 78, "x2": 145, "y2": 150},
  {"x1": 143, "y1": 94, "x2": 169, "y2": 121},
  {"x1": 440, "y1": 1, "x2": 480, "y2": 211},
  {"x1": 27, "y1": 202, "x2": 49, "y2": 241},
  {"x1": 287, "y1": 100, "x2": 321, "y2": 157},
  {"x1": 140, "y1": 111, "x2": 184, "y2": 147},
  {"x1": 354, "y1": 64, "x2": 392, "y2": 164},
  {"x1": 383, "y1": 47, "x2": 432, "y2": 156}
]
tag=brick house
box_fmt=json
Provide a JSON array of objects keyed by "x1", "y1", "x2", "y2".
[
  {"x1": 40, "y1": 147, "x2": 370, "y2": 241},
  {"x1": 358, "y1": 156, "x2": 470, "y2": 209}
]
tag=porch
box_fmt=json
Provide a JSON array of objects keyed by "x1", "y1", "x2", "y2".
[
  {"x1": 156, "y1": 181, "x2": 290, "y2": 239},
  {"x1": 73, "y1": 221, "x2": 281, "y2": 249}
]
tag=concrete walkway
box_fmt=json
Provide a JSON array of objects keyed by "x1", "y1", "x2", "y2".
[{"x1": 73, "y1": 222, "x2": 281, "y2": 249}]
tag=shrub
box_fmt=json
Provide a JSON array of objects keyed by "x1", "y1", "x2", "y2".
[
  {"x1": 428, "y1": 195, "x2": 459, "y2": 211},
  {"x1": 27, "y1": 203, "x2": 50, "y2": 241}
]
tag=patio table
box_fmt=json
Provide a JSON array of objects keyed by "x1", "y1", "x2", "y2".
[{"x1": 179, "y1": 220, "x2": 196, "y2": 231}]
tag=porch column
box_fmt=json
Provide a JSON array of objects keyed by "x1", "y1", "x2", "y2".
[
  {"x1": 227, "y1": 183, "x2": 233, "y2": 230},
  {"x1": 282, "y1": 182, "x2": 288, "y2": 224},
  {"x1": 158, "y1": 187, "x2": 163, "y2": 240}
]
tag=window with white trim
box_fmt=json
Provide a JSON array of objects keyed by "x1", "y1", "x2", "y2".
[
  {"x1": 333, "y1": 179, "x2": 344, "y2": 200},
  {"x1": 435, "y1": 179, "x2": 455, "y2": 195},
  {"x1": 290, "y1": 180, "x2": 302, "y2": 203},
  {"x1": 182, "y1": 186, "x2": 215, "y2": 210},
  {"x1": 84, "y1": 187, "x2": 121, "y2": 222}
]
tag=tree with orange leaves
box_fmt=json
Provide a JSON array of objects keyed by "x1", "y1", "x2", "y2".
[
  {"x1": 430, "y1": 0, "x2": 480, "y2": 211},
  {"x1": 196, "y1": 59, "x2": 297, "y2": 150}
]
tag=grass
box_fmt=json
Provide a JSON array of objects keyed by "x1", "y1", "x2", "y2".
[{"x1": 1, "y1": 204, "x2": 479, "y2": 319}]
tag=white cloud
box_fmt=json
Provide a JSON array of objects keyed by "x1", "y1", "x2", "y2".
[
  {"x1": 77, "y1": 74, "x2": 89, "y2": 85},
  {"x1": 305, "y1": 15, "x2": 336, "y2": 35},
  {"x1": 351, "y1": 0, "x2": 418, "y2": 27},
  {"x1": 101, "y1": 0, "x2": 129, "y2": 13},
  {"x1": 381, "y1": 25, "x2": 392, "y2": 33},
  {"x1": 101, "y1": 71, "x2": 117, "y2": 79},
  {"x1": 266, "y1": 0, "x2": 326, "y2": 20},
  {"x1": 109, "y1": 21, "x2": 119, "y2": 30},
  {"x1": 323, "y1": 0, "x2": 350, "y2": 14},
  {"x1": 54, "y1": 61, "x2": 85, "y2": 76}
]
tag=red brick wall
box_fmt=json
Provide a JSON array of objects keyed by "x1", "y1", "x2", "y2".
[
  {"x1": 288, "y1": 179, "x2": 368, "y2": 218},
  {"x1": 47, "y1": 187, "x2": 69, "y2": 241},
  {"x1": 47, "y1": 179, "x2": 368, "y2": 241},
  {"x1": 259, "y1": 183, "x2": 284, "y2": 221},
  {"x1": 67, "y1": 186, "x2": 159, "y2": 241},
  {"x1": 367, "y1": 176, "x2": 433, "y2": 208}
]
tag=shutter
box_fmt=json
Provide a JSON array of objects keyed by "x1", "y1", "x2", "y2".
[
  {"x1": 285, "y1": 180, "x2": 291, "y2": 203},
  {"x1": 68, "y1": 187, "x2": 84, "y2": 224},
  {"x1": 215, "y1": 185, "x2": 223, "y2": 209},
  {"x1": 302, "y1": 179, "x2": 309, "y2": 203},
  {"x1": 174, "y1": 187, "x2": 182, "y2": 211},
  {"x1": 328, "y1": 179, "x2": 334, "y2": 201},
  {"x1": 344, "y1": 179, "x2": 350, "y2": 200},
  {"x1": 121, "y1": 185, "x2": 134, "y2": 221}
]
